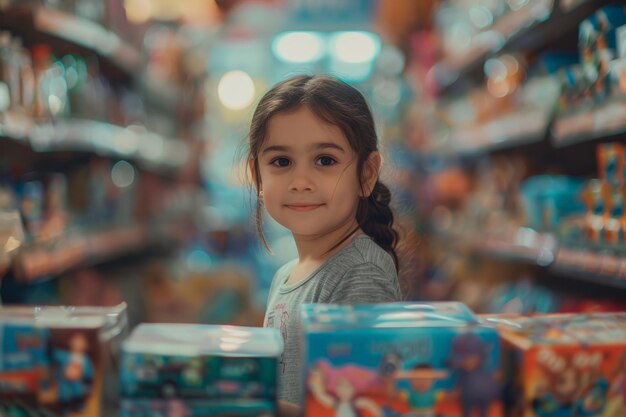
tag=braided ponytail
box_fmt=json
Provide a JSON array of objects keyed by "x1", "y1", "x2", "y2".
[{"x1": 357, "y1": 181, "x2": 399, "y2": 271}]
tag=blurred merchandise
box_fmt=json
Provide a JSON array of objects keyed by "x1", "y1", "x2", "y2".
[
  {"x1": 487, "y1": 277, "x2": 560, "y2": 314},
  {"x1": 0, "y1": 209, "x2": 23, "y2": 276},
  {"x1": 142, "y1": 261, "x2": 263, "y2": 327},
  {"x1": 520, "y1": 175, "x2": 586, "y2": 232}
]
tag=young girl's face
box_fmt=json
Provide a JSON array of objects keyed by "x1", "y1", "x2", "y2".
[{"x1": 256, "y1": 106, "x2": 362, "y2": 240}]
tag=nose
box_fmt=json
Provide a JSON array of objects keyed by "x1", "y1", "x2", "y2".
[{"x1": 289, "y1": 167, "x2": 315, "y2": 192}]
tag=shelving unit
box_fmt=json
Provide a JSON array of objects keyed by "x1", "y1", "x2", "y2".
[
  {"x1": 11, "y1": 216, "x2": 191, "y2": 282},
  {"x1": 0, "y1": 3, "x2": 139, "y2": 80},
  {"x1": 0, "y1": 2, "x2": 198, "y2": 289},
  {"x1": 433, "y1": 107, "x2": 551, "y2": 157},
  {"x1": 1, "y1": 113, "x2": 189, "y2": 175},
  {"x1": 552, "y1": 94, "x2": 626, "y2": 147},
  {"x1": 437, "y1": 228, "x2": 557, "y2": 266},
  {"x1": 434, "y1": 0, "x2": 611, "y2": 94},
  {"x1": 420, "y1": 0, "x2": 626, "y2": 307},
  {"x1": 0, "y1": 3, "x2": 181, "y2": 105},
  {"x1": 439, "y1": 228, "x2": 626, "y2": 289}
]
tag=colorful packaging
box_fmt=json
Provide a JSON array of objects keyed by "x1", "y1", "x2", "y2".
[
  {"x1": 120, "y1": 323, "x2": 283, "y2": 417},
  {"x1": 0, "y1": 303, "x2": 128, "y2": 417},
  {"x1": 482, "y1": 313, "x2": 626, "y2": 417},
  {"x1": 302, "y1": 302, "x2": 503, "y2": 417}
]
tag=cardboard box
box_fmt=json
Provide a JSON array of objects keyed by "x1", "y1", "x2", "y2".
[
  {"x1": 483, "y1": 312, "x2": 626, "y2": 417},
  {"x1": 302, "y1": 302, "x2": 503, "y2": 417},
  {"x1": 0, "y1": 303, "x2": 127, "y2": 417},
  {"x1": 120, "y1": 323, "x2": 282, "y2": 417}
]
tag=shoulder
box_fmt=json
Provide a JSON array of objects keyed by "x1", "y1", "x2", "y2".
[
  {"x1": 321, "y1": 236, "x2": 401, "y2": 303},
  {"x1": 324, "y1": 235, "x2": 396, "y2": 278}
]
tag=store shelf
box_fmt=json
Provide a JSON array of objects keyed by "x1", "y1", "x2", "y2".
[
  {"x1": 11, "y1": 217, "x2": 190, "y2": 282},
  {"x1": 551, "y1": 96, "x2": 626, "y2": 148},
  {"x1": 438, "y1": 228, "x2": 558, "y2": 266},
  {"x1": 12, "y1": 223, "x2": 145, "y2": 281},
  {"x1": 552, "y1": 247, "x2": 626, "y2": 289},
  {"x1": 439, "y1": 228, "x2": 626, "y2": 289},
  {"x1": 0, "y1": 113, "x2": 189, "y2": 175},
  {"x1": 0, "y1": 4, "x2": 180, "y2": 105},
  {"x1": 435, "y1": 0, "x2": 608, "y2": 94},
  {"x1": 0, "y1": 4, "x2": 141, "y2": 77},
  {"x1": 439, "y1": 108, "x2": 550, "y2": 157}
]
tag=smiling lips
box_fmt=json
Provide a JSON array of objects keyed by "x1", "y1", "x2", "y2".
[{"x1": 285, "y1": 203, "x2": 324, "y2": 212}]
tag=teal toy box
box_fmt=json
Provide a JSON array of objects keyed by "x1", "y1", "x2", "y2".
[{"x1": 120, "y1": 323, "x2": 282, "y2": 417}]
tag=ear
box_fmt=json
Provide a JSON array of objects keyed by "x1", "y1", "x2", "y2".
[
  {"x1": 248, "y1": 158, "x2": 262, "y2": 192},
  {"x1": 361, "y1": 151, "x2": 381, "y2": 197}
]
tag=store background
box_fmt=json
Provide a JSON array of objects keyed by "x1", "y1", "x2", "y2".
[{"x1": 2, "y1": 0, "x2": 626, "y2": 343}]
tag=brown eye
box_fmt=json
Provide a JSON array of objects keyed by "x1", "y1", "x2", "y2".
[
  {"x1": 316, "y1": 156, "x2": 336, "y2": 166},
  {"x1": 271, "y1": 157, "x2": 291, "y2": 167}
]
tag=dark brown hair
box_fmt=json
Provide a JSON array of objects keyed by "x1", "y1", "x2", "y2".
[{"x1": 247, "y1": 74, "x2": 398, "y2": 270}]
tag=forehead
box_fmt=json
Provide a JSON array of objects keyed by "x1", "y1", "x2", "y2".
[{"x1": 263, "y1": 106, "x2": 349, "y2": 149}]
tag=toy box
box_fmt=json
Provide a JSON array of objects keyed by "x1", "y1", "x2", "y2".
[
  {"x1": 0, "y1": 303, "x2": 127, "y2": 417},
  {"x1": 302, "y1": 302, "x2": 503, "y2": 417},
  {"x1": 120, "y1": 323, "x2": 282, "y2": 417},
  {"x1": 482, "y1": 312, "x2": 626, "y2": 417}
]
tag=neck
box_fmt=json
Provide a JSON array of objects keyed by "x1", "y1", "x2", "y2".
[{"x1": 293, "y1": 218, "x2": 361, "y2": 264}]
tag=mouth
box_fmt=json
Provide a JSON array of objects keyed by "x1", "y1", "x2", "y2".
[{"x1": 284, "y1": 204, "x2": 324, "y2": 212}]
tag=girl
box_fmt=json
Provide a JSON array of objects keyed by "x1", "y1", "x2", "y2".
[{"x1": 246, "y1": 74, "x2": 402, "y2": 412}]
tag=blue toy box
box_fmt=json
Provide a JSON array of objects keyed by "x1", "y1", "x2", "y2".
[
  {"x1": 301, "y1": 302, "x2": 503, "y2": 417},
  {"x1": 0, "y1": 303, "x2": 127, "y2": 417},
  {"x1": 120, "y1": 323, "x2": 283, "y2": 417}
]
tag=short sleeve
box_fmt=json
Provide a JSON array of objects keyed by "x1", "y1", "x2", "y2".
[{"x1": 327, "y1": 262, "x2": 401, "y2": 304}]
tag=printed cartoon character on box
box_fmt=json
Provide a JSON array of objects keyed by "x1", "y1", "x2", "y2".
[
  {"x1": 532, "y1": 348, "x2": 608, "y2": 417},
  {"x1": 448, "y1": 333, "x2": 500, "y2": 417},
  {"x1": 51, "y1": 331, "x2": 95, "y2": 415},
  {"x1": 396, "y1": 363, "x2": 448, "y2": 417},
  {"x1": 309, "y1": 360, "x2": 383, "y2": 417},
  {"x1": 378, "y1": 354, "x2": 448, "y2": 417}
]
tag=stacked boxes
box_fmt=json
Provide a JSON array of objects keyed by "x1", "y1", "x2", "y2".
[
  {"x1": 558, "y1": 6, "x2": 626, "y2": 111},
  {"x1": 483, "y1": 312, "x2": 626, "y2": 417},
  {"x1": 120, "y1": 324, "x2": 282, "y2": 417},
  {"x1": 302, "y1": 302, "x2": 503, "y2": 417},
  {"x1": 0, "y1": 303, "x2": 127, "y2": 417}
]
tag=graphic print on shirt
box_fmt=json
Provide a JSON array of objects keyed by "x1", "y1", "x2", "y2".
[
  {"x1": 280, "y1": 310, "x2": 289, "y2": 374},
  {"x1": 266, "y1": 303, "x2": 289, "y2": 374}
]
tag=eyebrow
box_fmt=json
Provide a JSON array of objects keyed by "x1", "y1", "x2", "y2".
[{"x1": 261, "y1": 142, "x2": 346, "y2": 154}]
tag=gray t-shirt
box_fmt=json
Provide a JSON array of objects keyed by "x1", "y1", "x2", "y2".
[{"x1": 263, "y1": 234, "x2": 402, "y2": 405}]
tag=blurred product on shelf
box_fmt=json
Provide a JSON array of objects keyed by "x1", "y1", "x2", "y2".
[
  {"x1": 142, "y1": 261, "x2": 263, "y2": 327},
  {"x1": 302, "y1": 302, "x2": 502, "y2": 417},
  {"x1": 0, "y1": 208, "x2": 23, "y2": 277},
  {"x1": 554, "y1": 5, "x2": 626, "y2": 143},
  {"x1": 434, "y1": 0, "x2": 553, "y2": 82},
  {"x1": 0, "y1": 302, "x2": 127, "y2": 417},
  {"x1": 487, "y1": 276, "x2": 561, "y2": 314},
  {"x1": 429, "y1": 51, "x2": 570, "y2": 156},
  {"x1": 483, "y1": 312, "x2": 626, "y2": 417},
  {"x1": 120, "y1": 323, "x2": 282, "y2": 417},
  {"x1": 520, "y1": 175, "x2": 586, "y2": 233}
]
